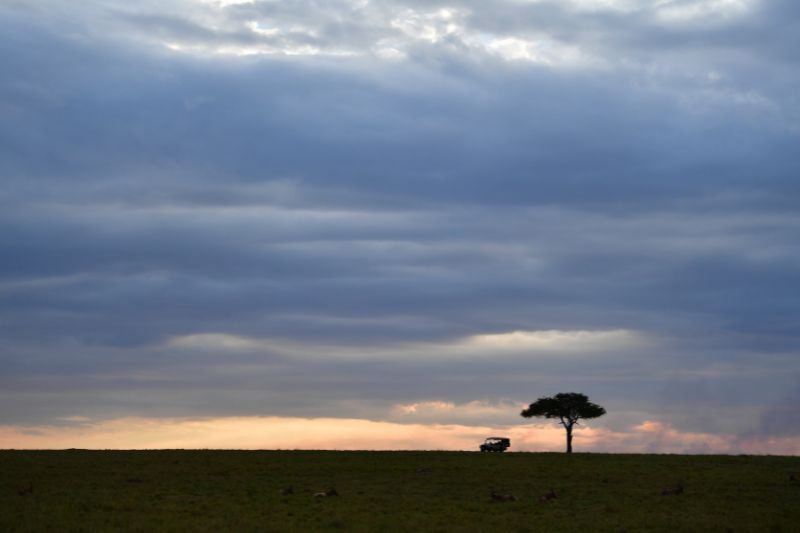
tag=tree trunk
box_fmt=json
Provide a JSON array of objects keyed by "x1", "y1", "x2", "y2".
[{"x1": 565, "y1": 424, "x2": 573, "y2": 454}]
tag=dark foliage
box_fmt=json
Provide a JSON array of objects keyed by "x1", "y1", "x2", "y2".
[{"x1": 521, "y1": 392, "x2": 606, "y2": 453}]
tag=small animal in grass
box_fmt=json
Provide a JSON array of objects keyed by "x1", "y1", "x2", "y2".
[
  {"x1": 490, "y1": 490, "x2": 518, "y2": 502},
  {"x1": 661, "y1": 482, "x2": 684, "y2": 496},
  {"x1": 790, "y1": 473, "x2": 797, "y2": 482},
  {"x1": 539, "y1": 489, "x2": 557, "y2": 502},
  {"x1": 18, "y1": 482, "x2": 34, "y2": 496},
  {"x1": 280, "y1": 485, "x2": 294, "y2": 496},
  {"x1": 314, "y1": 487, "x2": 338, "y2": 498}
]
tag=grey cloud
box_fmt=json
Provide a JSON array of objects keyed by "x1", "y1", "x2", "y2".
[
  {"x1": 754, "y1": 378, "x2": 800, "y2": 437},
  {"x1": 0, "y1": 1, "x2": 798, "y2": 446}
]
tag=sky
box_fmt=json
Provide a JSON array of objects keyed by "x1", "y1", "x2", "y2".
[{"x1": 1, "y1": 0, "x2": 798, "y2": 453}]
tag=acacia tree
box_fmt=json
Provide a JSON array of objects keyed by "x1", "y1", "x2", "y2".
[{"x1": 520, "y1": 392, "x2": 606, "y2": 453}]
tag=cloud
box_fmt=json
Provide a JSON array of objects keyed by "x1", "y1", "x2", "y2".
[
  {"x1": 164, "y1": 329, "x2": 645, "y2": 363},
  {"x1": 464, "y1": 329, "x2": 642, "y2": 352},
  {"x1": 391, "y1": 400, "x2": 523, "y2": 425},
  {"x1": 0, "y1": 416, "x2": 518, "y2": 451},
  {"x1": 0, "y1": 0, "x2": 798, "y2": 451},
  {"x1": 752, "y1": 378, "x2": 800, "y2": 438},
  {"x1": 576, "y1": 420, "x2": 800, "y2": 455}
]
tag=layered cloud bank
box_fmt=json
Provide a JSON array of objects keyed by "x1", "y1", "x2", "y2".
[{"x1": 1, "y1": 1, "x2": 799, "y2": 453}]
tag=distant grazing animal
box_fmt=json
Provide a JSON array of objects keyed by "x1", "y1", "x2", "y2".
[
  {"x1": 661, "y1": 482, "x2": 684, "y2": 496},
  {"x1": 490, "y1": 490, "x2": 518, "y2": 502},
  {"x1": 17, "y1": 482, "x2": 34, "y2": 496},
  {"x1": 539, "y1": 489, "x2": 557, "y2": 502},
  {"x1": 280, "y1": 486, "x2": 294, "y2": 496},
  {"x1": 314, "y1": 487, "x2": 338, "y2": 498}
]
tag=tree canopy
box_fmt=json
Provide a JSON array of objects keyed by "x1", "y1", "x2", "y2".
[{"x1": 521, "y1": 392, "x2": 606, "y2": 453}]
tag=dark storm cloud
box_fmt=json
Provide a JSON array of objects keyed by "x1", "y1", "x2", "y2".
[{"x1": 1, "y1": 1, "x2": 799, "y2": 445}]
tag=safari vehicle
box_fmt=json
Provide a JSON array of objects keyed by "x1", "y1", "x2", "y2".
[{"x1": 479, "y1": 437, "x2": 511, "y2": 452}]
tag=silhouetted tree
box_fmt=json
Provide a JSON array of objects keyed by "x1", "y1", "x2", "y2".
[{"x1": 520, "y1": 392, "x2": 606, "y2": 453}]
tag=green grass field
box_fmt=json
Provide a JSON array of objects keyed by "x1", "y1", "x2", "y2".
[{"x1": 1, "y1": 450, "x2": 798, "y2": 531}]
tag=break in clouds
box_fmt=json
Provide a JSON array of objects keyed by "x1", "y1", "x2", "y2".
[{"x1": 0, "y1": 0, "x2": 799, "y2": 452}]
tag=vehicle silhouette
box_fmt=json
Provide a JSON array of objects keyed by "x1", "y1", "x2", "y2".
[{"x1": 480, "y1": 437, "x2": 510, "y2": 452}]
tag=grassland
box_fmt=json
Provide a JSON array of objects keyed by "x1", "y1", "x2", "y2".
[{"x1": 1, "y1": 450, "x2": 798, "y2": 531}]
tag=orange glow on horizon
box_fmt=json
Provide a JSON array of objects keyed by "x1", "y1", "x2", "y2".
[{"x1": 0, "y1": 416, "x2": 797, "y2": 455}]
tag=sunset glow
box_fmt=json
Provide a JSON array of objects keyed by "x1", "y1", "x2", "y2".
[{"x1": 3, "y1": 417, "x2": 796, "y2": 455}]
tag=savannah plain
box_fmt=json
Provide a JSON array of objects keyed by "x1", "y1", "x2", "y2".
[{"x1": 2, "y1": 450, "x2": 799, "y2": 531}]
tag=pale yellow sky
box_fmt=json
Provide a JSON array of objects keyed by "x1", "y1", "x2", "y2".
[{"x1": 2, "y1": 417, "x2": 797, "y2": 455}]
